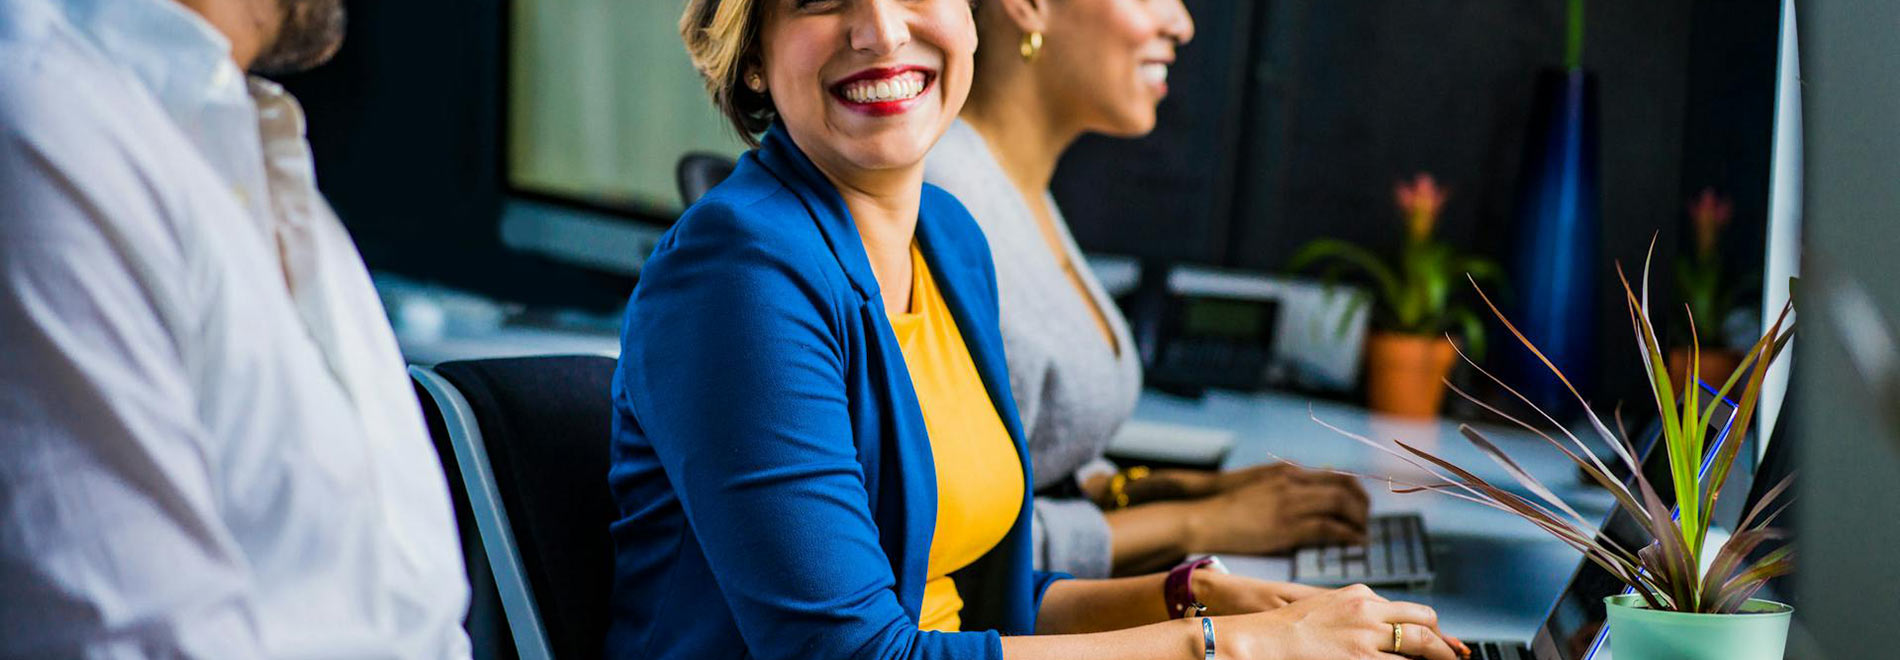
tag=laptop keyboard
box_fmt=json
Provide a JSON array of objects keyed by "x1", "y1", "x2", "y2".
[
  {"x1": 1470, "y1": 640, "x2": 1531, "y2": 660},
  {"x1": 1292, "y1": 513, "x2": 1433, "y2": 588}
]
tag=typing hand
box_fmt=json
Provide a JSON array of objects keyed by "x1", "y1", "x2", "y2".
[
  {"x1": 1217, "y1": 585, "x2": 1471, "y2": 660},
  {"x1": 1186, "y1": 468, "x2": 1371, "y2": 556}
]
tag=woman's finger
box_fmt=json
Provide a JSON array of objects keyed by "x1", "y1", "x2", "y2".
[
  {"x1": 1372, "y1": 600, "x2": 1440, "y2": 629},
  {"x1": 1377, "y1": 600, "x2": 1470, "y2": 656},
  {"x1": 1285, "y1": 484, "x2": 1372, "y2": 525},
  {"x1": 1295, "y1": 516, "x2": 1368, "y2": 546},
  {"x1": 1379, "y1": 622, "x2": 1460, "y2": 660},
  {"x1": 1290, "y1": 468, "x2": 1370, "y2": 501}
]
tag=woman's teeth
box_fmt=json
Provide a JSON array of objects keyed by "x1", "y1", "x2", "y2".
[
  {"x1": 840, "y1": 72, "x2": 927, "y2": 104},
  {"x1": 1140, "y1": 63, "x2": 1169, "y2": 86}
]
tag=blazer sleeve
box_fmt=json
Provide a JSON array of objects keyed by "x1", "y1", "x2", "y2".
[{"x1": 619, "y1": 202, "x2": 1001, "y2": 660}]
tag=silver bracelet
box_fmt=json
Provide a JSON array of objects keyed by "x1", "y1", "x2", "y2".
[{"x1": 1201, "y1": 617, "x2": 1216, "y2": 660}]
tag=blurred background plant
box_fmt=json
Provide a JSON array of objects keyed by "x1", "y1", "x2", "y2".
[
  {"x1": 1671, "y1": 189, "x2": 1753, "y2": 386},
  {"x1": 1289, "y1": 174, "x2": 1507, "y2": 417},
  {"x1": 1678, "y1": 188, "x2": 1737, "y2": 343},
  {"x1": 1290, "y1": 174, "x2": 1505, "y2": 359}
]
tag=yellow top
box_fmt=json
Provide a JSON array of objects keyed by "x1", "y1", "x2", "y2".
[{"x1": 886, "y1": 244, "x2": 1025, "y2": 632}]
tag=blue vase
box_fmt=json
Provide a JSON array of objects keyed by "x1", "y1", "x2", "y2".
[{"x1": 1506, "y1": 68, "x2": 1601, "y2": 416}]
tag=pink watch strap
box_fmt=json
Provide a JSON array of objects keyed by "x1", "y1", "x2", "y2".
[{"x1": 1165, "y1": 557, "x2": 1215, "y2": 619}]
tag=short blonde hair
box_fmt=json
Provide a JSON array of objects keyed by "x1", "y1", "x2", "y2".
[{"x1": 681, "y1": 0, "x2": 773, "y2": 146}]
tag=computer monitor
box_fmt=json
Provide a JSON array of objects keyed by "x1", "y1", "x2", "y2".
[{"x1": 499, "y1": 0, "x2": 750, "y2": 277}]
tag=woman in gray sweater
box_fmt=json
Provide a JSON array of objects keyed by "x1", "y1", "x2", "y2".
[{"x1": 924, "y1": 0, "x2": 1372, "y2": 579}]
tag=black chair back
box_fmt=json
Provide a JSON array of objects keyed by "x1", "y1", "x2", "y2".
[
  {"x1": 676, "y1": 152, "x2": 737, "y2": 208},
  {"x1": 415, "y1": 355, "x2": 618, "y2": 659}
]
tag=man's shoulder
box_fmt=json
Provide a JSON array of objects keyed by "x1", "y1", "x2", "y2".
[
  {"x1": 0, "y1": 29, "x2": 194, "y2": 260},
  {"x1": 0, "y1": 2, "x2": 121, "y2": 123},
  {"x1": 1, "y1": 27, "x2": 177, "y2": 199}
]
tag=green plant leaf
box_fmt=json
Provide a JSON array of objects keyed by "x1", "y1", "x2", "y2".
[
  {"x1": 1709, "y1": 546, "x2": 1795, "y2": 614},
  {"x1": 1695, "y1": 301, "x2": 1796, "y2": 547},
  {"x1": 1289, "y1": 239, "x2": 1402, "y2": 312},
  {"x1": 1698, "y1": 527, "x2": 1786, "y2": 610},
  {"x1": 1458, "y1": 426, "x2": 1596, "y2": 529},
  {"x1": 1441, "y1": 373, "x2": 1655, "y2": 534},
  {"x1": 1735, "y1": 472, "x2": 1797, "y2": 535},
  {"x1": 1475, "y1": 276, "x2": 1650, "y2": 487}
]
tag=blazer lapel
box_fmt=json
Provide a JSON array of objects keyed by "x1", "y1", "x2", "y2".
[
  {"x1": 752, "y1": 124, "x2": 938, "y2": 619},
  {"x1": 753, "y1": 124, "x2": 884, "y2": 304},
  {"x1": 914, "y1": 203, "x2": 1033, "y2": 467}
]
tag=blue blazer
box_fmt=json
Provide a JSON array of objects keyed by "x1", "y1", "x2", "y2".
[{"x1": 606, "y1": 124, "x2": 1066, "y2": 660}]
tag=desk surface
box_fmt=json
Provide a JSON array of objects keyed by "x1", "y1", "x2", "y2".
[{"x1": 1133, "y1": 388, "x2": 1618, "y2": 644}]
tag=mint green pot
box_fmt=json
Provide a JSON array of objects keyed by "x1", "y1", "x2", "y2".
[{"x1": 1603, "y1": 594, "x2": 1792, "y2": 660}]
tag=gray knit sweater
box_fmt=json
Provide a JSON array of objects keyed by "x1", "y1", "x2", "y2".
[{"x1": 924, "y1": 120, "x2": 1144, "y2": 578}]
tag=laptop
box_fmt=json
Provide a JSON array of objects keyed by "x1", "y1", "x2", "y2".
[{"x1": 1468, "y1": 386, "x2": 1743, "y2": 660}]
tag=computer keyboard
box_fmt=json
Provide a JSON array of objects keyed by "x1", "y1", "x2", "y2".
[
  {"x1": 1291, "y1": 513, "x2": 1434, "y2": 588},
  {"x1": 1469, "y1": 640, "x2": 1532, "y2": 660}
]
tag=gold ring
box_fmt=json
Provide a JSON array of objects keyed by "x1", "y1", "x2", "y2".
[{"x1": 1392, "y1": 622, "x2": 1404, "y2": 654}]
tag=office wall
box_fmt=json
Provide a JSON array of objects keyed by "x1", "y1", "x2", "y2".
[
  {"x1": 1049, "y1": 0, "x2": 1260, "y2": 265},
  {"x1": 1056, "y1": 0, "x2": 1786, "y2": 409},
  {"x1": 1237, "y1": 0, "x2": 1709, "y2": 271}
]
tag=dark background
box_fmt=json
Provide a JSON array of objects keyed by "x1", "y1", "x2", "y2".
[
  {"x1": 1050, "y1": 0, "x2": 1782, "y2": 412},
  {"x1": 281, "y1": 0, "x2": 1785, "y2": 415}
]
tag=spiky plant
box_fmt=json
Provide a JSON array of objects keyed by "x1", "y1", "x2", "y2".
[
  {"x1": 1303, "y1": 246, "x2": 1795, "y2": 614},
  {"x1": 1289, "y1": 174, "x2": 1506, "y2": 359}
]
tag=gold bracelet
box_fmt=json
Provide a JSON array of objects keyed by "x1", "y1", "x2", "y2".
[{"x1": 1107, "y1": 465, "x2": 1151, "y2": 509}]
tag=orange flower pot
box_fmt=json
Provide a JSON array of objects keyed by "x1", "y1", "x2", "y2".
[
  {"x1": 1365, "y1": 332, "x2": 1459, "y2": 418},
  {"x1": 1666, "y1": 347, "x2": 1744, "y2": 391}
]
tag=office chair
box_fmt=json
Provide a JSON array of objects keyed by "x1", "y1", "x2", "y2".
[
  {"x1": 675, "y1": 152, "x2": 737, "y2": 207},
  {"x1": 411, "y1": 356, "x2": 619, "y2": 660}
]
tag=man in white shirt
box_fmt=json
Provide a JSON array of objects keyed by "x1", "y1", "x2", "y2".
[{"x1": 0, "y1": 0, "x2": 471, "y2": 656}]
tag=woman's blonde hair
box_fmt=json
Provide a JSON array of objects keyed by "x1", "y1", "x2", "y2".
[{"x1": 680, "y1": 0, "x2": 774, "y2": 146}]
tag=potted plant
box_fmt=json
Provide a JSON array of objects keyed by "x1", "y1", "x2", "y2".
[
  {"x1": 1290, "y1": 174, "x2": 1505, "y2": 418},
  {"x1": 1670, "y1": 188, "x2": 1746, "y2": 386},
  {"x1": 1307, "y1": 252, "x2": 1796, "y2": 659}
]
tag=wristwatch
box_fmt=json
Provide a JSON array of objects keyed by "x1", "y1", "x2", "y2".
[{"x1": 1165, "y1": 556, "x2": 1229, "y2": 618}]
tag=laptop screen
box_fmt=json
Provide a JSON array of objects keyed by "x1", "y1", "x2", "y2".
[{"x1": 1535, "y1": 385, "x2": 1740, "y2": 659}]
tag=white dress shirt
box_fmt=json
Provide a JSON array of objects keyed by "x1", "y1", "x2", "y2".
[{"x1": 0, "y1": 0, "x2": 471, "y2": 656}]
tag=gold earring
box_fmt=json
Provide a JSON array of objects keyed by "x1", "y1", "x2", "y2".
[
  {"x1": 1019, "y1": 30, "x2": 1043, "y2": 62},
  {"x1": 746, "y1": 71, "x2": 764, "y2": 92}
]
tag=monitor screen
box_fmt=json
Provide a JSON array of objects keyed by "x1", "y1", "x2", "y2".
[{"x1": 507, "y1": 0, "x2": 749, "y2": 218}]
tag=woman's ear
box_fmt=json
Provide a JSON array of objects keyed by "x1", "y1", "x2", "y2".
[
  {"x1": 987, "y1": 0, "x2": 1049, "y2": 35},
  {"x1": 744, "y1": 61, "x2": 766, "y2": 93}
]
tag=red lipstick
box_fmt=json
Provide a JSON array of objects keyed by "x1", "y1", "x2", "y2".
[{"x1": 829, "y1": 65, "x2": 936, "y2": 117}]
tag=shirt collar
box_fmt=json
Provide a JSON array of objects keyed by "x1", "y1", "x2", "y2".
[{"x1": 60, "y1": 0, "x2": 244, "y2": 122}]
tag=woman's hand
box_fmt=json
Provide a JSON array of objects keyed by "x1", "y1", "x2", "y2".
[
  {"x1": 1195, "y1": 571, "x2": 1327, "y2": 614},
  {"x1": 1186, "y1": 469, "x2": 1372, "y2": 556},
  {"x1": 1211, "y1": 463, "x2": 1363, "y2": 495},
  {"x1": 1219, "y1": 584, "x2": 1471, "y2": 660}
]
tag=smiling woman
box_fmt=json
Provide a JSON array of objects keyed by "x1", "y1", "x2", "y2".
[{"x1": 604, "y1": 1, "x2": 1468, "y2": 659}]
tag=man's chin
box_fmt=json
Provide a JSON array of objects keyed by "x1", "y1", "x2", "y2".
[{"x1": 250, "y1": 0, "x2": 346, "y2": 76}]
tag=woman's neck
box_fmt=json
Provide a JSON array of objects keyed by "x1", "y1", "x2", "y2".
[
  {"x1": 960, "y1": 63, "x2": 1084, "y2": 206},
  {"x1": 809, "y1": 158, "x2": 926, "y2": 313}
]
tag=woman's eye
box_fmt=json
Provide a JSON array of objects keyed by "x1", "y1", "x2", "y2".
[{"x1": 793, "y1": 0, "x2": 843, "y2": 12}]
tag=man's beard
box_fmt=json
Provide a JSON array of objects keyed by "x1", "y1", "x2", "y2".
[{"x1": 250, "y1": 0, "x2": 346, "y2": 76}]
